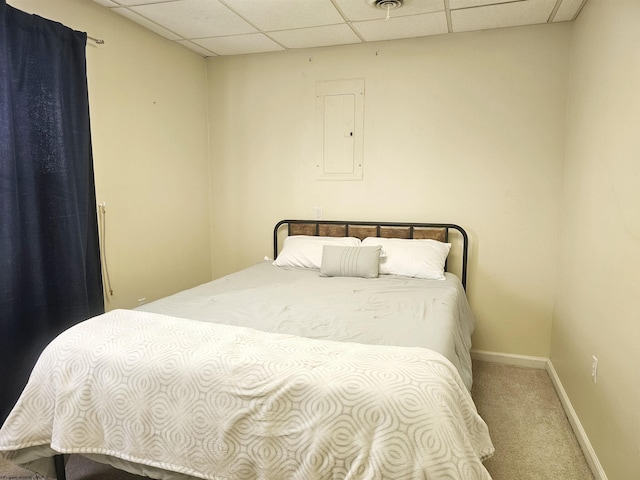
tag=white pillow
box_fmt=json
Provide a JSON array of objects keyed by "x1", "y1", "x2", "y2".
[
  {"x1": 361, "y1": 237, "x2": 451, "y2": 280},
  {"x1": 273, "y1": 235, "x2": 361, "y2": 269}
]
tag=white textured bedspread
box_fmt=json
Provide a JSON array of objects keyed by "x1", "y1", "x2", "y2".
[{"x1": 0, "y1": 309, "x2": 493, "y2": 480}]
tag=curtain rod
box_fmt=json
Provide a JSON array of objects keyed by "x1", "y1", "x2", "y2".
[{"x1": 87, "y1": 35, "x2": 105, "y2": 45}]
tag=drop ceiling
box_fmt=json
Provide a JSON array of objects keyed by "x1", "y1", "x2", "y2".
[{"x1": 91, "y1": 0, "x2": 588, "y2": 57}]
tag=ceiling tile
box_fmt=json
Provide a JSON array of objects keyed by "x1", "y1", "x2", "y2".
[
  {"x1": 449, "y1": 0, "x2": 519, "y2": 8},
  {"x1": 222, "y1": 0, "x2": 344, "y2": 31},
  {"x1": 113, "y1": 7, "x2": 182, "y2": 40},
  {"x1": 269, "y1": 24, "x2": 361, "y2": 49},
  {"x1": 353, "y1": 11, "x2": 448, "y2": 42},
  {"x1": 553, "y1": 0, "x2": 585, "y2": 22},
  {"x1": 176, "y1": 39, "x2": 218, "y2": 57},
  {"x1": 193, "y1": 34, "x2": 284, "y2": 56},
  {"x1": 113, "y1": 0, "x2": 172, "y2": 5},
  {"x1": 451, "y1": 0, "x2": 557, "y2": 32},
  {"x1": 334, "y1": 0, "x2": 444, "y2": 22},
  {"x1": 130, "y1": 0, "x2": 257, "y2": 39}
]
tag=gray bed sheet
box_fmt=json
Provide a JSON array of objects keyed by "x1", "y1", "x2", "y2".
[{"x1": 137, "y1": 261, "x2": 476, "y2": 390}]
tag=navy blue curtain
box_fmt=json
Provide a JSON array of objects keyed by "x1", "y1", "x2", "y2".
[{"x1": 0, "y1": 1, "x2": 104, "y2": 423}]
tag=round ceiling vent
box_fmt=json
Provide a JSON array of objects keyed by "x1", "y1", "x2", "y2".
[{"x1": 366, "y1": 0, "x2": 404, "y2": 10}]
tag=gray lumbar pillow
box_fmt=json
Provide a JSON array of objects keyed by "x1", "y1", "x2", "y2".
[{"x1": 320, "y1": 245, "x2": 382, "y2": 278}]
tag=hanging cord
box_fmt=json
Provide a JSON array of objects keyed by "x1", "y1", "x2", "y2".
[{"x1": 98, "y1": 202, "x2": 114, "y2": 297}]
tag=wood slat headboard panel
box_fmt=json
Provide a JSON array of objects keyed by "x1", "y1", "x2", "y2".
[
  {"x1": 348, "y1": 225, "x2": 378, "y2": 240},
  {"x1": 274, "y1": 220, "x2": 469, "y2": 289},
  {"x1": 288, "y1": 223, "x2": 317, "y2": 236},
  {"x1": 379, "y1": 226, "x2": 412, "y2": 239},
  {"x1": 318, "y1": 224, "x2": 347, "y2": 237},
  {"x1": 413, "y1": 227, "x2": 448, "y2": 242}
]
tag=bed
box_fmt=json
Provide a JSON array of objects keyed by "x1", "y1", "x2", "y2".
[{"x1": 0, "y1": 220, "x2": 494, "y2": 480}]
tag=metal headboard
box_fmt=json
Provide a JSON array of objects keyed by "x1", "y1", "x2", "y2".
[{"x1": 273, "y1": 219, "x2": 469, "y2": 290}]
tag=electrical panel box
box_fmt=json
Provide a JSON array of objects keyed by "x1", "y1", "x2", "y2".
[{"x1": 315, "y1": 79, "x2": 364, "y2": 181}]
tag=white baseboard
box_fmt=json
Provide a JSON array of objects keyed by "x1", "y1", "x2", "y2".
[
  {"x1": 471, "y1": 350, "x2": 608, "y2": 480},
  {"x1": 546, "y1": 361, "x2": 608, "y2": 480},
  {"x1": 471, "y1": 349, "x2": 548, "y2": 369}
]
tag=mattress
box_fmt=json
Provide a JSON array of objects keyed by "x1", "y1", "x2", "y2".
[
  {"x1": 0, "y1": 309, "x2": 493, "y2": 480},
  {"x1": 138, "y1": 261, "x2": 476, "y2": 390},
  {"x1": 0, "y1": 260, "x2": 493, "y2": 479}
]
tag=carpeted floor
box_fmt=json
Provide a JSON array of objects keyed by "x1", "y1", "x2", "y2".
[
  {"x1": 1, "y1": 360, "x2": 595, "y2": 479},
  {"x1": 472, "y1": 360, "x2": 594, "y2": 480}
]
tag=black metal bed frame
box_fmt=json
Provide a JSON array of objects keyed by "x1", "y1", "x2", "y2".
[
  {"x1": 273, "y1": 219, "x2": 469, "y2": 289},
  {"x1": 52, "y1": 219, "x2": 469, "y2": 480},
  {"x1": 54, "y1": 455, "x2": 65, "y2": 480}
]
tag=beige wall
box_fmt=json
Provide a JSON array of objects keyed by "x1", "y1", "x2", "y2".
[
  {"x1": 208, "y1": 24, "x2": 572, "y2": 357},
  {"x1": 552, "y1": 0, "x2": 640, "y2": 478},
  {"x1": 9, "y1": 0, "x2": 212, "y2": 310}
]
